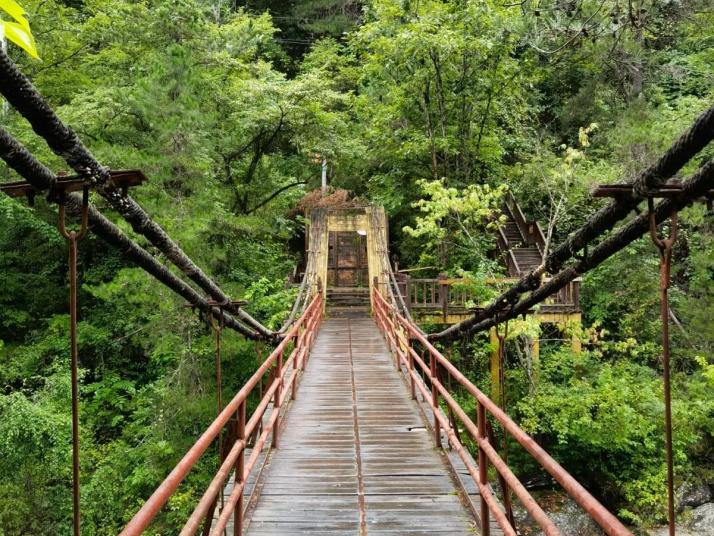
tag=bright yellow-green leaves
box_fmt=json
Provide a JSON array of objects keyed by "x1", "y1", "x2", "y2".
[
  {"x1": 0, "y1": 0, "x2": 39, "y2": 58},
  {"x1": 402, "y1": 178, "x2": 508, "y2": 274},
  {"x1": 403, "y1": 179, "x2": 507, "y2": 242}
]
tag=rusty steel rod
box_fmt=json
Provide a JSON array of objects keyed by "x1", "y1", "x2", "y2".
[
  {"x1": 235, "y1": 400, "x2": 246, "y2": 536},
  {"x1": 495, "y1": 323, "x2": 509, "y2": 456},
  {"x1": 207, "y1": 310, "x2": 227, "y2": 536},
  {"x1": 272, "y1": 349, "x2": 283, "y2": 449},
  {"x1": 58, "y1": 188, "x2": 90, "y2": 536},
  {"x1": 477, "y1": 401, "x2": 491, "y2": 536},
  {"x1": 494, "y1": 322, "x2": 516, "y2": 528},
  {"x1": 430, "y1": 351, "x2": 441, "y2": 447},
  {"x1": 648, "y1": 199, "x2": 678, "y2": 536},
  {"x1": 69, "y1": 228, "x2": 82, "y2": 536}
]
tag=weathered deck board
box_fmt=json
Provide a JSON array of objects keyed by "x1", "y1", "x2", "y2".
[{"x1": 244, "y1": 317, "x2": 477, "y2": 535}]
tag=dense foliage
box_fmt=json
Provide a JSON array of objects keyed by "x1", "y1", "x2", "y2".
[{"x1": 0, "y1": 0, "x2": 712, "y2": 534}]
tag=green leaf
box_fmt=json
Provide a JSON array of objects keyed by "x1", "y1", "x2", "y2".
[{"x1": 0, "y1": 0, "x2": 39, "y2": 58}]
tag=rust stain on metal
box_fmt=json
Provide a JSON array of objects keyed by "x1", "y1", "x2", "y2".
[{"x1": 648, "y1": 199, "x2": 678, "y2": 536}]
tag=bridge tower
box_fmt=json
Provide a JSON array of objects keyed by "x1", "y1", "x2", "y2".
[{"x1": 305, "y1": 204, "x2": 389, "y2": 315}]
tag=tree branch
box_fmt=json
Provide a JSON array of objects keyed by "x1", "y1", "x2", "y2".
[{"x1": 245, "y1": 180, "x2": 307, "y2": 215}]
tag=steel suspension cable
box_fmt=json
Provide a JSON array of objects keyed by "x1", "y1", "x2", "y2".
[
  {"x1": 278, "y1": 209, "x2": 325, "y2": 333},
  {"x1": 0, "y1": 128, "x2": 261, "y2": 339},
  {"x1": 0, "y1": 48, "x2": 273, "y2": 340},
  {"x1": 432, "y1": 105, "x2": 714, "y2": 341},
  {"x1": 431, "y1": 159, "x2": 714, "y2": 341}
]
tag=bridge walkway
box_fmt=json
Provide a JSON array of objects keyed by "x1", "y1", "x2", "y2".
[{"x1": 243, "y1": 317, "x2": 477, "y2": 535}]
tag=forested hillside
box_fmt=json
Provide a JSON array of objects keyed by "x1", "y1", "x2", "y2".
[{"x1": 0, "y1": 0, "x2": 713, "y2": 534}]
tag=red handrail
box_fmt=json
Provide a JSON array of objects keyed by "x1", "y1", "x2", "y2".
[
  {"x1": 121, "y1": 292, "x2": 323, "y2": 536},
  {"x1": 372, "y1": 287, "x2": 632, "y2": 536}
]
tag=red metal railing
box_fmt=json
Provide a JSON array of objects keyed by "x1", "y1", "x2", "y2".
[
  {"x1": 120, "y1": 291, "x2": 323, "y2": 536},
  {"x1": 372, "y1": 287, "x2": 632, "y2": 536}
]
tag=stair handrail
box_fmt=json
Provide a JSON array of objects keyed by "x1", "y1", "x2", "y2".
[
  {"x1": 496, "y1": 224, "x2": 521, "y2": 276},
  {"x1": 504, "y1": 191, "x2": 547, "y2": 255}
]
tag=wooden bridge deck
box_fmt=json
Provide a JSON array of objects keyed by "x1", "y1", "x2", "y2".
[{"x1": 243, "y1": 317, "x2": 477, "y2": 535}]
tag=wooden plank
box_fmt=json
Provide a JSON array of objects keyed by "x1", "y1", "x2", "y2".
[{"x1": 243, "y1": 318, "x2": 477, "y2": 535}]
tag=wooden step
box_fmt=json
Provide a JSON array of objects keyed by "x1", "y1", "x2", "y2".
[
  {"x1": 512, "y1": 247, "x2": 542, "y2": 273},
  {"x1": 504, "y1": 221, "x2": 522, "y2": 235},
  {"x1": 326, "y1": 287, "x2": 369, "y2": 294},
  {"x1": 328, "y1": 298, "x2": 371, "y2": 307},
  {"x1": 327, "y1": 287, "x2": 371, "y2": 307},
  {"x1": 326, "y1": 306, "x2": 370, "y2": 318},
  {"x1": 503, "y1": 221, "x2": 524, "y2": 244}
]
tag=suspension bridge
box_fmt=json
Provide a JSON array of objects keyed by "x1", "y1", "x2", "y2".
[{"x1": 1, "y1": 46, "x2": 713, "y2": 536}]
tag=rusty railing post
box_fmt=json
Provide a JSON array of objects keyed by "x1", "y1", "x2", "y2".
[
  {"x1": 648, "y1": 198, "x2": 678, "y2": 536},
  {"x1": 213, "y1": 311, "x2": 225, "y2": 461},
  {"x1": 486, "y1": 421, "x2": 516, "y2": 529},
  {"x1": 497, "y1": 323, "x2": 509, "y2": 460},
  {"x1": 58, "y1": 187, "x2": 90, "y2": 536},
  {"x1": 213, "y1": 309, "x2": 227, "y2": 536},
  {"x1": 429, "y1": 350, "x2": 441, "y2": 448},
  {"x1": 393, "y1": 311, "x2": 401, "y2": 371},
  {"x1": 477, "y1": 400, "x2": 490, "y2": 536},
  {"x1": 234, "y1": 400, "x2": 246, "y2": 536},
  {"x1": 272, "y1": 349, "x2": 283, "y2": 449},
  {"x1": 408, "y1": 340, "x2": 416, "y2": 400},
  {"x1": 299, "y1": 323, "x2": 306, "y2": 372},
  {"x1": 292, "y1": 329, "x2": 302, "y2": 401}
]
